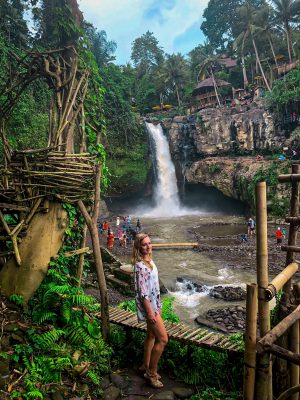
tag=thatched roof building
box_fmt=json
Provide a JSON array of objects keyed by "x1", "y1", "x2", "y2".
[{"x1": 191, "y1": 78, "x2": 231, "y2": 111}]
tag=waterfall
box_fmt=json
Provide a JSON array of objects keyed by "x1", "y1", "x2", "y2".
[{"x1": 145, "y1": 122, "x2": 182, "y2": 216}]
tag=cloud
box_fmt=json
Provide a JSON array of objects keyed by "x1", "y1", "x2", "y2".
[{"x1": 78, "y1": 0, "x2": 209, "y2": 64}]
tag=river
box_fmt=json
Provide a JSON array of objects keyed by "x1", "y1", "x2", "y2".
[{"x1": 108, "y1": 122, "x2": 257, "y2": 325}]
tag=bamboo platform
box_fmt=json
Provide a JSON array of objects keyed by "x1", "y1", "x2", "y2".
[
  {"x1": 96, "y1": 307, "x2": 242, "y2": 354},
  {"x1": 152, "y1": 243, "x2": 198, "y2": 248}
]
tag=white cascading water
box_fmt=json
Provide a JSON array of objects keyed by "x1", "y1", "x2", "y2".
[{"x1": 145, "y1": 122, "x2": 183, "y2": 217}]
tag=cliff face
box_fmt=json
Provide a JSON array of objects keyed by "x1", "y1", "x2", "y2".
[
  {"x1": 163, "y1": 103, "x2": 288, "y2": 163},
  {"x1": 185, "y1": 157, "x2": 289, "y2": 208},
  {"x1": 160, "y1": 104, "x2": 293, "y2": 211}
]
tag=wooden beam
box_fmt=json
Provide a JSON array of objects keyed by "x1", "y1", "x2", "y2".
[
  {"x1": 0, "y1": 203, "x2": 29, "y2": 212},
  {"x1": 263, "y1": 343, "x2": 300, "y2": 366},
  {"x1": 286, "y1": 217, "x2": 300, "y2": 224},
  {"x1": 278, "y1": 174, "x2": 300, "y2": 183},
  {"x1": 281, "y1": 245, "x2": 300, "y2": 253},
  {"x1": 257, "y1": 305, "x2": 300, "y2": 351},
  {"x1": 264, "y1": 263, "x2": 298, "y2": 301}
]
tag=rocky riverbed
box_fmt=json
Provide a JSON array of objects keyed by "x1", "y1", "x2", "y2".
[{"x1": 92, "y1": 217, "x2": 296, "y2": 333}]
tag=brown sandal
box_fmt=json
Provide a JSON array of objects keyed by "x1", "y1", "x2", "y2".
[{"x1": 144, "y1": 371, "x2": 164, "y2": 388}]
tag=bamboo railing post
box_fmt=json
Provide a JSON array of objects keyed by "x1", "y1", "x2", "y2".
[
  {"x1": 284, "y1": 164, "x2": 300, "y2": 300},
  {"x1": 243, "y1": 283, "x2": 258, "y2": 400},
  {"x1": 255, "y1": 182, "x2": 272, "y2": 400},
  {"x1": 278, "y1": 164, "x2": 300, "y2": 396},
  {"x1": 291, "y1": 284, "x2": 299, "y2": 400}
]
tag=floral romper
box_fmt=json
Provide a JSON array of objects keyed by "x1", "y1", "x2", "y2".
[{"x1": 134, "y1": 260, "x2": 162, "y2": 321}]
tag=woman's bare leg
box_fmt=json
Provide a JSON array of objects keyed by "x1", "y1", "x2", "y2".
[
  {"x1": 141, "y1": 326, "x2": 155, "y2": 370},
  {"x1": 147, "y1": 313, "x2": 168, "y2": 376}
]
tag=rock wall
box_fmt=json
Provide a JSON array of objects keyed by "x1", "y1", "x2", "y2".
[
  {"x1": 185, "y1": 156, "x2": 290, "y2": 207},
  {"x1": 163, "y1": 102, "x2": 288, "y2": 163},
  {"x1": 157, "y1": 103, "x2": 294, "y2": 208}
]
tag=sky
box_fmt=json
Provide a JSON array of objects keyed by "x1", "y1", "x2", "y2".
[{"x1": 78, "y1": 0, "x2": 209, "y2": 65}]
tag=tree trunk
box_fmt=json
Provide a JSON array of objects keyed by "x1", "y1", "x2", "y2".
[
  {"x1": 175, "y1": 84, "x2": 181, "y2": 108},
  {"x1": 76, "y1": 223, "x2": 87, "y2": 286},
  {"x1": 210, "y1": 68, "x2": 221, "y2": 107},
  {"x1": 0, "y1": 202, "x2": 67, "y2": 302},
  {"x1": 241, "y1": 54, "x2": 249, "y2": 88},
  {"x1": 285, "y1": 22, "x2": 293, "y2": 63},
  {"x1": 268, "y1": 37, "x2": 279, "y2": 72},
  {"x1": 78, "y1": 200, "x2": 110, "y2": 342},
  {"x1": 252, "y1": 37, "x2": 271, "y2": 91}
]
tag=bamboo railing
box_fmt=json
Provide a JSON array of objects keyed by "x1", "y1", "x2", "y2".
[{"x1": 243, "y1": 165, "x2": 300, "y2": 400}]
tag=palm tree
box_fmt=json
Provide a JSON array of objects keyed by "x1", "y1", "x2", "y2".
[
  {"x1": 272, "y1": 0, "x2": 300, "y2": 62},
  {"x1": 197, "y1": 53, "x2": 223, "y2": 107},
  {"x1": 163, "y1": 53, "x2": 188, "y2": 108},
  {"x1": 234, "y1": 3, "x2": 271, "y2": 91},
  {"x1": 254, "y1": 4, "x2": 280, "y2": 71}
]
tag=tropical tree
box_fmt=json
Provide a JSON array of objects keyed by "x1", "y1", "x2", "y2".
[
  {"x1": 201, "y1": 0, "x2": 266, "y2": 49},
  {"x1": 0, "y1": 0, "x2": 28, "y2": 47},
  {"x1": 162, "y1": 53, "x2": 188, "y2": 108},
  {"x1": 188, "y1": 42, "x2": 216, "y2": 82},
  {"x1": 253, "y1": 4, "x2": 280, "y2": 70},
  {"x1": 197, "y1": 52, "x2": 223, "y2": 107},
  {"x1": 84, "y1": 24, "x2": 117, "y2": 67},
  {"x1": 131, "y1": 31, "x2": 164, "y2": 77},
  {"x1": 234, "y1": 2, "x2": 271, "y2": 91},
  {"x1": 272, "y1": 0, "x2": 300, "y2": 62}
]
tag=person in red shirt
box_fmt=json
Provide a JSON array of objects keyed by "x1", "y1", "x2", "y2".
[
  {"x1": 275, "y1": 227, "x2": 283, "y2": 244},
  {"x1": 103, "y1": 221, "x2": 109, "y2": 231},
  {"x1": 107, "y1": 229, "x2": 114, "y2": 250}
]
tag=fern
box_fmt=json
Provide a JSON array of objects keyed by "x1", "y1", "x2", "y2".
[
  {"x1": 71, "y1": 294, "x2": 96, "y2": 306},
  {"x1": 33, "y1": 311, "x2": 57, "y2": 325},
  {"x1": 61, "y1": 301, "x2": 71, "y2": 323},
  {"x1": 87, "y1": 370, "x2": 101, "y2": 385},
  {"x1": 65, "y1": 325, "x2": 95, "y2": 348},
  {"x1": 35, "y1": 329, "x2": 65, "y2": 349},
  {"x1": 26, "y1": 390, "x2": 43, "y2": 399}
]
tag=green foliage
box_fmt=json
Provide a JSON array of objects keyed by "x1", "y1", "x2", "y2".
[
  {"x1": 208, "y1": 164, "x2": 221, "y2": 174},
  {"x1": 266, "y1": 68, "x2": 300, "y2": 117},
  {"x1": 161, "y1": 297, "x2": 180, "y2": 323},
  {"x1": 190, "y1": 388, "x2": 242, "y2": 400},
  {"x1": 131, "y1": 31, "x2": 164, "y2": 77},
  {"x1": 236, "y1": 161, "x2": 290, "y2": 216},
  {"x1": 7, "y1": 201, "x2": 111, "y2": 398},
  {"x1": 229, "y1": 333, "x2": 245, "y2": 351},
  {"x1": 9, "y1": 293, "x2": 24, "y2": 305},
  {"x1": 271, "y1": 289, "x2": 283, "y2": 327}
]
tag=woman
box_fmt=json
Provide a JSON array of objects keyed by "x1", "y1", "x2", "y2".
[
  {"x1": 132, "y1": 233, "x2": 168, "y2": 388},
  {"x1": 106, "y1": 229, "x2": 114, "y2": 250}
]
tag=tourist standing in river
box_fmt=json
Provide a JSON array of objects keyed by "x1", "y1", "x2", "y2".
[
  {"x1": 107, "y1": 229, "x2": 114, "y2": 250},
  {"x1": 132, "y1": 233, "x2": 168, "y2": 388}
]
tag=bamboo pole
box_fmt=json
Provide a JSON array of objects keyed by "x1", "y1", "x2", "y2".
[
  {"x1": 290, "y1": 319, "x2": 299, "y2": 400},
  {"x1": 255, "y1": 181, "x2": 272, "y2": 400},
  {"x1": 265, "y1": 263, "x2": 299, "y2": 301},
  {"x1": 277, "y1": 385, "x2": 300, "y2": 400},
  {"x1": 263, "y1": 344, "x2": 300, "y2": 366},
  {"x1": 76, "y1": 223, "x2": 87, "y2": 286},
  {"x1": 257, "y1": 305, "x2": 300, "y2": 350},
  {"x1": 243, "y1": 283, "x2": 258, "y2": 400},
  {"x1": 284, "y1": 164, "x2": 300, "y2": 298},
  {"x1": 281, "y1": 245, "x2": 300, "y2": 253},
  {"x1": 278, "y1": 174, "x2": 300, "y2": 183}
]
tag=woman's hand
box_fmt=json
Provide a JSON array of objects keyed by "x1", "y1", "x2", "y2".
[{"x1": 146, "y1": 312, "x2": 156, "y2": 324}]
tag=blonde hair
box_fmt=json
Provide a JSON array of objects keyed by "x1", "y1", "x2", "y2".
[{"x1": 131, "y1": 232, "x2": 152, "y2": 265}]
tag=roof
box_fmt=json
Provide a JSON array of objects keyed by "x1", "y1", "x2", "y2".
[
  {"x1": 219, "y1": 57, "x2": 237, "y2": 68},
  {"x1": 192, "y1": 77, "x2": 231, "y2": 96}
]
